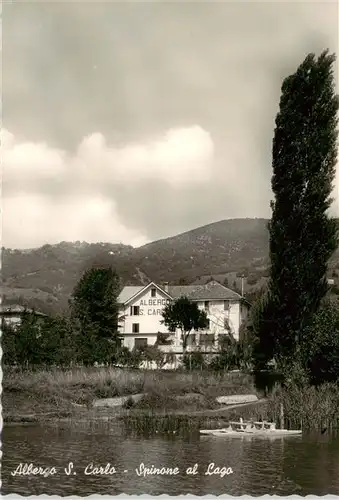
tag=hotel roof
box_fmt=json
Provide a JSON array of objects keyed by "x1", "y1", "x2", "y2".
[{"x1": 118, "y1": 280, "x2": 242, "y2": 304}]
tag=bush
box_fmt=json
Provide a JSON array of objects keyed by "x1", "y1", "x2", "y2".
[
  {"x1": 209, "y1": 337, "x2": 251, "y2": 372},
  {"x1": 117, "y1": 347, "x2": 143, "y2": 369},
  {"x1": 183, "y1": 351, "x2": 206, "y2": 371}
]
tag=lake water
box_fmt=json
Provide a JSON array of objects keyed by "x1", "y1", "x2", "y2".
[{"x1": 2, "y1": 421, "x2": 339, "y2": 496}]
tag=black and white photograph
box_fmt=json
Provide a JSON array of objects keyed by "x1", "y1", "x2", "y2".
[{"x1": 1, "y1": 0, "x2": 339, "y2": 496}]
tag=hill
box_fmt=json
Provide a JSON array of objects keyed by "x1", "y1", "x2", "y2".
[{"x1": 3, "y1": 218, "x2": 339, "y2": 314}]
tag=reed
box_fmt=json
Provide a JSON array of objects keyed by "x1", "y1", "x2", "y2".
[
  {"x1": 120, "y1": 414, "x2": 206, "y2": 437},
  {"x1": 266, "y1": 382, "x2": 339, "y2": 430}
]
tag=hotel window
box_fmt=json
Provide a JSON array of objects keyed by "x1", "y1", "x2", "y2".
[
  {"x1": 206, "y1": 319, "x2": 210, "y2": 330},
  {"x1": 204, "y1": 301, "x2": 209, "y2": 311},
  {"x1": 224, "y1": 318, "x2": 229, "y2": 330},
  {"x1": 130, "y1": 306, "x2": 140, "y2": 316},
  {"x1": 224, "y1": 300, "x2": 229, "y2": 311},
  {"x1": 132, "y1": 323, "x2": 139, "y2": 333},
  {"x1": 135, "y1": 338, "x2": 147, "y2": 348},
  {"x1": 151, "y1": 288, "x2": 156, "y2": 297}
]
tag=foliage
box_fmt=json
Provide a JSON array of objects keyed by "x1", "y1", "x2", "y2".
[
  {"x1": 2, "y1": 267, "x2": 124, "y2": 368},
  {"x1": 71, "y1": 266, "x2": 121, "y2": 338},
  {"x1": 301, "y1": 300, "x2": 339, "y2": 385},
  {"x1": 155, "y1": 332, "x2": 173, "y2": 345},
  {"x1": 183, "y1": 350, "x2": 207, "y2": 371},
  {"x1": 246, "y1": 274, "x2": 258, "y2": 286},
  {"x1": 268, "y1": 382, "x2": 339, "y2": 430},
  {"x1": 70, "y1": 266, "x2": 121, "y2": 364},
  {"x1": 142, "y1": 345, "x2": 169, "y2": 369},
  {"x1": 243, "y1": 287, "x2": 266, "y2": 307},
  {"x1": 161, "y1": 296, "x2": 209, "y2": 350},
  {"x1": 259, "y1": 50, "x2": 339, "y2": 369},
  {"x1": 247, "y1": 291, "x2": 276, "y2": 370},
  {"x1": 116, "y1": 347, "x2": 143, "y2": 369},
  {"x1": 38, "y1": 315, "x2": 76, "y2": 366},
  {"x1": 1, "y1": 323, "x2": 17, "y2": 366},
  {"x1": 209, "y1": 335, "x2": 252, "y2": 372},
  {"x1": 1, "y1": 312, "x2": 76, "y2": 368},
  {"x1": 2, "y1": 218, "x2": 274, "y2": 314}
]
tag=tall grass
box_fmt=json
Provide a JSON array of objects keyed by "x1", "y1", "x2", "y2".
[
  {"x1": 266, "y1": 382, "x2": 339, "y2": 430},
  {"x1": 4, "y1": 366, "x2": 338, "y2": 430},
  {"x1": 3, "y1": 367, "x2": 258, "y2": 410}
]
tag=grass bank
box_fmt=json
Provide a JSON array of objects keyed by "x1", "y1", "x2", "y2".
[
  {"x1": 2, "y1": 367, "x2": 258, "y2": 422},
  {"x1": 5, "y1": 367, "x2": 336, "y2": 431}
]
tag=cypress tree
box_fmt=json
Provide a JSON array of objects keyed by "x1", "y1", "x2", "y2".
[{"x1": 264, "y1": 50, "x2": 339, "y2": 367}]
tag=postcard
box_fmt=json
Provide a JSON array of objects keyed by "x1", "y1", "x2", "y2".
[{"x1": 2, "y1": 0, "x2": 339, "y2": 497}]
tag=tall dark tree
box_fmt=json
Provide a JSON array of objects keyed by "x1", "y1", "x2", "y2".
[
  {"x1": 261, "y1": 50, "x2": 339, "y2": 368},
  {"x1": 301, "y1": 299, "x2": 339, "y2": 385},
  {"x1": 70, "y1": 266, "x2": 121, "y2": 363}
]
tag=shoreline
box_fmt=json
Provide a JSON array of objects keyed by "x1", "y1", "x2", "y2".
[
  {"x1": 3, "y1": 398, "x2": 269, "y2": 426},
  {"x1": 2, "y1": 367, "x2": 264, "y2": 425}
]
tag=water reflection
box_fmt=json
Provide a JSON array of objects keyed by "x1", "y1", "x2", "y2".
[{"x1": 2, "y1": 422, "x2": 339, "y2": 495}]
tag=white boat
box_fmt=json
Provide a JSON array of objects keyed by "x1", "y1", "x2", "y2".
[
  {"x1": 200, "y1": 419, "x2": 302, "y2": 437},
  {"x1": 200, "y1": 428, "x2": 302, "y2": 437}
]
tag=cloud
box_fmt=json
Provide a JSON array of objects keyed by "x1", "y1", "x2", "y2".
[
  {"x1": 3, "y1": 193, "x2": 148, "y2": 249},
  {"x1": 75, "y1": 126, "x2": 214, "y2": 187},
  {"x1": 3, "y1": 112, "x2": 338, "y2": 249},
  {"x1": 2, "y1": 126, "x2": 215, "y2": 248},
  {"x1": 3, "y1": 1, "x2": 338, "y2": 248}
]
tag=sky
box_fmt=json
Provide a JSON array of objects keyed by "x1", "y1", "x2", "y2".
[{"x1": 2, "y1": 0, "x2": 338, "y2": 249}]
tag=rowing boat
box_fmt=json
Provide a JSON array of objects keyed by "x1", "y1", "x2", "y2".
[
  {"x1": 200, "y1": 428, "x2": 302, "y2": 437},
  {"x1": 200, "y1": 419, "x2": 302, "y2": 437}
]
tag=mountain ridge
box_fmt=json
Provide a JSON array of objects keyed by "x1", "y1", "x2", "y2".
[{"x1": 2, "y1": 217, "x2": 339, "y2": 314}]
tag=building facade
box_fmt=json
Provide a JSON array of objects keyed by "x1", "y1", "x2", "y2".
[{"x1": 118, "y1": 280, "x2": 248, "y2": 354}]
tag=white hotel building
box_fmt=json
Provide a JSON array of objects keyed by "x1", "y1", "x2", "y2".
[{"x1": 118, "y1": 280, "x2": 249, "y2": 354}]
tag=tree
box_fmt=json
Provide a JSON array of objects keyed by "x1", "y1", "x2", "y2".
[
  {"x1": 70, "y1": 266, "x2": 121, "y2": 364},
  {"x1": 301, "y1": 300, "x2": 339, "y2": 385},
  {"x1": 259, "y1": 50, "x2": 339, "y2": 369},
  {"x1": 161, "y1": 296, "x2": 209, "y2": 353},
  {"x1": 3, "y1": 312, "x2": 79, "y2": 369},
  {"x1": 38, "y1": 315, "x2": 76, "y2": 367},
  {"x1": 2, "y1": 322, "x2": 19, "y2": 366},
  {"x1": 250, "y1": 291, "x2": 276, "y2": 370}
]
